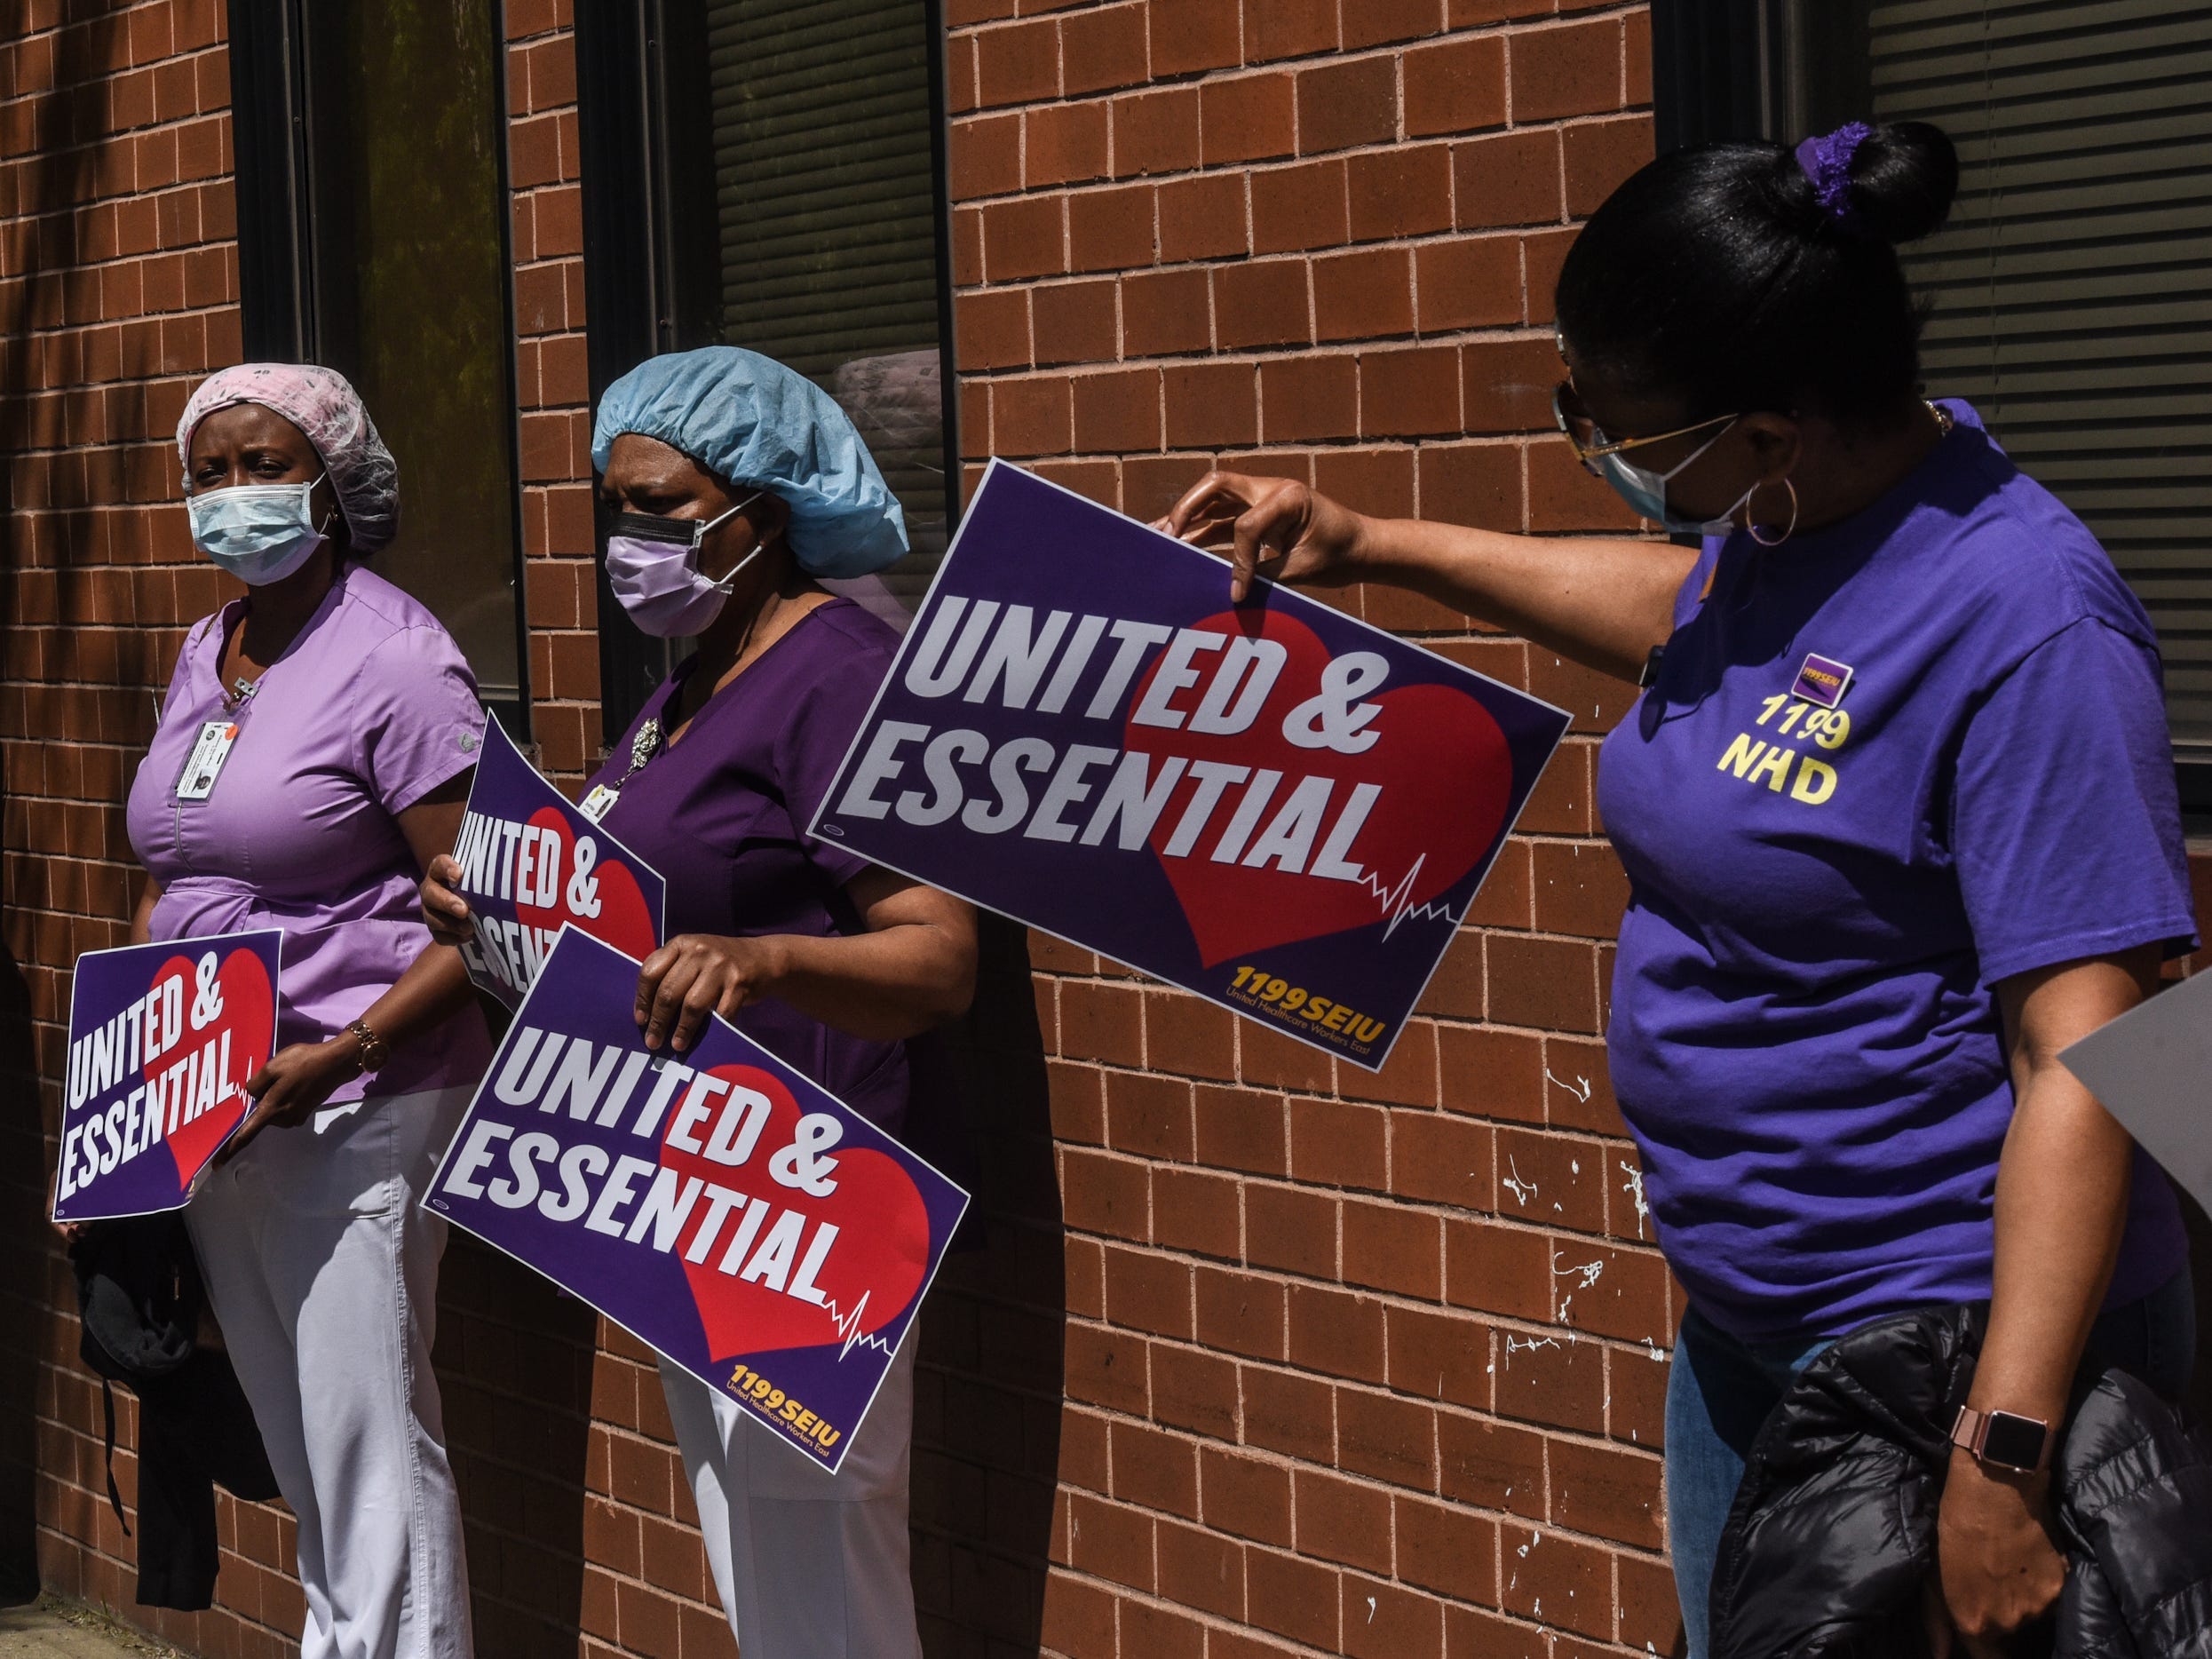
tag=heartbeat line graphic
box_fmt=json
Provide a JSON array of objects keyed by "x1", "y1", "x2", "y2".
[
  {"x1": 818, "y1": 1289, "x2": 898, "y2": 1361},
  {"x1": 1358, "y1": 853, "x2": 1455, "y2": 940}
]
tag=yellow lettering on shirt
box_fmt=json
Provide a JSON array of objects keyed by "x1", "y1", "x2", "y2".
[
  {"x1": 1716, "y1": 729, "x2": 1846, "y2": 806},
  {"x1": 1717, "y1": 733, "x2": 1767, "y2": 778},
  {"x1": 1791, "y1": 758, "x2": 1837, "y2": 804},
  {"x1": 1747, "y1": 744, "x2": 1795, "y2": 792}
]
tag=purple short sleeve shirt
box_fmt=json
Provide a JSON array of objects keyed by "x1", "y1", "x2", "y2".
[
  {"x1": 1598, "y1": 403, "x2": 2199, "y2": 1343},
  {"x1": 586, "y1": 599, "x2": 911, "y2": 1127},
  {"x1": 126, "y1": 565, "x2": 492, "y2": 1101}
]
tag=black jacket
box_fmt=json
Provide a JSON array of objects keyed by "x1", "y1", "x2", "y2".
[
  {"x1": 1711, "y1": 1304, "x2": 2212, "y2": 1659},
  {"x1": 69, "y1": 1213, "x2": 279, "y2": 1611}
]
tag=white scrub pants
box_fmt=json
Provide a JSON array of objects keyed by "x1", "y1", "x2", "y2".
[
  {"x1": 660, "y1": 1333, "x2": 922, "y2": 1657},
  {"x1": 187, "y1": 1086, "x2": 473, "y2": 1659}
]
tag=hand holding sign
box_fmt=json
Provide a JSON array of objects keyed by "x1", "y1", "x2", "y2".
[
  {"x1": 812, "y1": 464, "x2": 1569, "y2": 1070},
  {"x1": 428, "y1": 927, "x2": 966, "y2": 1471},
  {"x1": 54, "y1": 931, "x2": 282, "y2": 1222},
  {"x1": 438, "y1": 718, "x2": 667, "y2": 1007},
  {"x1": 1153, "y1": 469, "x2": 1370, "y2": 603}
]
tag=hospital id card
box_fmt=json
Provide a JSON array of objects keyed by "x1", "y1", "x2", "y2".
[{"x1": 175, "y1": 719, "x2": 240, "y2": 800}]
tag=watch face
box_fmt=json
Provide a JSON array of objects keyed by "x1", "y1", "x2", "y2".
[{"x1": 1981, "y1": 1411, "x2": 2047, "y2": 1471}]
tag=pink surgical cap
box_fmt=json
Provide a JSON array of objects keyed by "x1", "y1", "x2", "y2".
[{"x1": 175, "y1": 363, "x2": 400, "y2": 553}]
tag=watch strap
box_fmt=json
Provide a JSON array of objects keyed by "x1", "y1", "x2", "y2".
[
  {"x1": 345, "y1": 1018, "x2": 391, "y2": 1076},
  {"x1": 1949, "y1": 1404, "x2": 2052, "y2": 1474}
]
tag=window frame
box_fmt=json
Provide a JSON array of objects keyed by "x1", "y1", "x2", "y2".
[
  {"x1": 224, "y1": 0, "x2": 535, "y2": 741},
  {"x1": 573, "y1": 0, "x2": 963, "y2": 746},
  {"x1": 1648, "y1": 0, "x2": 2211, "y2": 816}
]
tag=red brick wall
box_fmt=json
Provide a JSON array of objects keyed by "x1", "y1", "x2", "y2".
[
  {"x1": 926, "y1": 4, "x2": 1687, "y2": 1655},
  {"x1": 13, "y1": 6, "x2": 2198, "y2": 1659},
  {"x1": 0, "y1": 0, "x2": 272, "y2": 1647}
]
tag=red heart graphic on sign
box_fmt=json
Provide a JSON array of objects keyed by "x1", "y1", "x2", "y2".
[
  {"x1": 1125, "y1": 609, "x2": 1512, "y2": 967},
  {"x1": 515, "y1": 806, "x2": 659, "y2": 959},
  {"x1": 661, "y1": 1064, "x2": 930, "y2": 1362},
  {"x1": 146, "y1": 946, "x2": 275, "y2": 1193}
]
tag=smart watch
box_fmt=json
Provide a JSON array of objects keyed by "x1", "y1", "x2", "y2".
[{"x1": 1949, "y1": 1404, "x2": 2051, "y2": 1474}]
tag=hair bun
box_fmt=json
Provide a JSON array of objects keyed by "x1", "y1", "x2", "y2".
[{"x1": 1846, "y1": 121, "x2": 1958, "y2": 244}]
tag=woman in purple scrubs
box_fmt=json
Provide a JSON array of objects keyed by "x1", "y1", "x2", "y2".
[
  {"x1": 422, "y1": 346, "x2": 974, "y2": 1657},
  {"x1": 126, "y1": 364, "x2": 489, "y2": 1656},
  {"x1": 1159, "y1": 123, "x2": 2198, "y2": 1655}
]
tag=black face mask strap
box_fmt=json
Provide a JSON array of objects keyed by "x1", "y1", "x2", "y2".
[
  {"x1": 610, "y1": 491, "x2": 761, "y2": 552},
  {"x1": 609, "y1": 512, "x2": 701, "y2": 548}
]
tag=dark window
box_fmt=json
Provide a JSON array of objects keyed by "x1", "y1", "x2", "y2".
[
  {"x1": 575, "y1": 0, "x2": 958, "y2": 739},
  {"x1": 227, "y1": 0, "x2": 529, "y2": 716},
  {"x1": 1652, "y1": 0, "x2": 2212, "y2": 808}
]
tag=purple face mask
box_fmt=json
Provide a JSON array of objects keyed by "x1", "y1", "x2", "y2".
[{"x1": 604, "y1": 492, "x2": 763, "y2": 638}]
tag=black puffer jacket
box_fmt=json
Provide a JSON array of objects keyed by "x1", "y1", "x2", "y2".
[{"x1": 1710, "y1": 1304, "x2": 2212, "y2": 1659}]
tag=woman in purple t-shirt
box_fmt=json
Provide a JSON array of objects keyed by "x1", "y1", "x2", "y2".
[
  {"x1": 1160, "y1": 124, "x2": 2198, "y2": 1655},
  {"x1": 124, "y1": 365, "x2": 490, "y2": 1655},
  {"x1": 423, "y1": 347, "x2": 974, "y2": 1658}
]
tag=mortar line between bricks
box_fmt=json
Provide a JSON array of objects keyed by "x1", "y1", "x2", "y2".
[
  {"x1": 953, "y1": 114, "x2": 1645, "y2": 207},
  {"x1": 962, "y1": 323, "x2": 1566, "y2": 358},
  {"x1": 1060, "y1": 1279, "x2": 1675, "y2": 1376},
  {"x1": 941, "y1": 91, "x2": 1655, "y2": 144},
  {"x1": 954, "y1": 4, "x2": 1654, "y2": 88},
  {"x1": 1043, "y1": 1336, "x2": 1663, "y2": 1477},
  {"x1": 1039, "y1": 1552, "x2": 1657, "y2": 1655}
]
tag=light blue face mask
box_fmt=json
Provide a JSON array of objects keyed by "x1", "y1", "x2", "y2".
[
  {"x1": 186, "y1": 475, "x2": 331, "y2": 585},
  {"x1": 1591, "y1": 423, "x2": 1755, "y2": 536}
]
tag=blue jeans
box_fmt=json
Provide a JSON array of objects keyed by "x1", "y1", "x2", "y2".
[{"x1": 1664, "y1": 1269, "x2": 2198, "y2": 1659}]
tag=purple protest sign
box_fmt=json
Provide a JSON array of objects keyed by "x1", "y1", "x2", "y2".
[
  {"x1": 451, "y1": 717, "x2": 666, "y2": 1008},
  {"x1": 810, "y1": 462, "x2": 1571, "y2": 1071},
  {"x1": 53, "y1": 931, "x2": 282, "y2": 1222},
  {"x1": 426, "y1": 927, "x2": 968, "y2": 1472}
]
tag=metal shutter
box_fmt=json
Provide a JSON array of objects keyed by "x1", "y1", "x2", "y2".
[
  {"x1": 1867, "y1": 0, "x2": 2212, "y2": 755},
  {"x1": 704, "y1": 0, "x2": 950, "y2": 599}
]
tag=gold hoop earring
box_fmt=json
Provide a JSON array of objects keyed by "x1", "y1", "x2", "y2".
[{"x1": 1748, "y1": 479, "x2": 1798, "y2": 548}]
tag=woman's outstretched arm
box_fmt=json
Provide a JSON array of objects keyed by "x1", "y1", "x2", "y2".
[{"x1": 1158, "y1": 470, "x2": 1695, "y2": 682}]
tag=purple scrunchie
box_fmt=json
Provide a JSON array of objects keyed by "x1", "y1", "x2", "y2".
[{"x1": 1795, "y1": 122, "x2": 1873, "y2": 231}]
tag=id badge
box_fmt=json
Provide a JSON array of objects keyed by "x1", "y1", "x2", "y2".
[
  {"x1": 578, "y1": 783, "x2": 620, "y2": 823},
  {"x1": 175, "y1": 720, "x2": 240, "y2": 801}
]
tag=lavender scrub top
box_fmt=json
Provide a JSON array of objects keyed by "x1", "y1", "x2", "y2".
[
  {"x1": 586, "y1": 599, "x2": 911, "y2": 1129},
  {"x1": 1598, "y1": 402, "x2": 2199, "y2": 1344},
  {"x1": 126, "y1": 564, "x2": 492, "y2": 1103}
]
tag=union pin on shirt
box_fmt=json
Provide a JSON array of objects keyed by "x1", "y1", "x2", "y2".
[{"x1": 1792, "y1": 653, "x2": 1854, "y2": 710}]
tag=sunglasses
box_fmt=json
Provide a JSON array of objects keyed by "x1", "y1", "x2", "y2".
[{"x1": 1552, "y1": 382, "x2": 1739, "y2": 469}]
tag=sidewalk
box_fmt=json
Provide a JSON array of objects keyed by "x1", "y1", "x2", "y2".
[{"x1": 0, "y1": 1601, "x2": 183, "y2": 1657}]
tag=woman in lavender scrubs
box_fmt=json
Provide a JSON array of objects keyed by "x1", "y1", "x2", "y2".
[
  {"x1": 422, "y1": 346, "x2": 974, "y2": 1657},
  {"x1": 125, "y1": 365, "x2": 488, "y2": 1658}
]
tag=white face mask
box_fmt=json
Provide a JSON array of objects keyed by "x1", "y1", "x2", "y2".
[
  {"x1": 186, "y1": 475, "x2": 331, "y2": 585},
  {"x1": 603, "y1": 493, "x2": 764, "y2": 638}
]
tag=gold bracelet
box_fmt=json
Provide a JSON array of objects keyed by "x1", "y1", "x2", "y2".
[{"x1": 345, "y1": 1018, "x2": 391, "y2": 1076}]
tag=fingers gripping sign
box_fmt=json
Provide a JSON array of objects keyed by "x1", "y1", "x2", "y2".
[
  {"x1": 636, "y1": 934, "x2": 781, "y2": 1054},
  {"x1": 443, "y1": 717, "x2": 665, "y2": 1008}
]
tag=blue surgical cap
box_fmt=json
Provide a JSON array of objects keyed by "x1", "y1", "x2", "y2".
[{"x1": 591, "y1": 346, "x2": 909, "y2": 578}]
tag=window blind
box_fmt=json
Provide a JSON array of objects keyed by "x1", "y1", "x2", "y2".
[
  {"x1": 704, "y1": 0, "x2": 950, "y2": 601},
  {"x1": 1867, "y1": 0, "x2": 2212, "y2": 754}
]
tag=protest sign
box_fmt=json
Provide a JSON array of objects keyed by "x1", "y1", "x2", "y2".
[
  {"x1": 811, "y1": 462, "x2": 1571, "y2": 1071},
  {"x1": 451, "y1": 717, "x2": 665, "y2": 1008},
  {"x1": 2059, "y1": 971, "x2": 2212, "y2": 1217},
  {"x1": 53, "y1": 931, "x2": 281, "y2": 1222},
  {"x1": 427, "y1": 926, "x2": 968, "y2": 1472}
]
